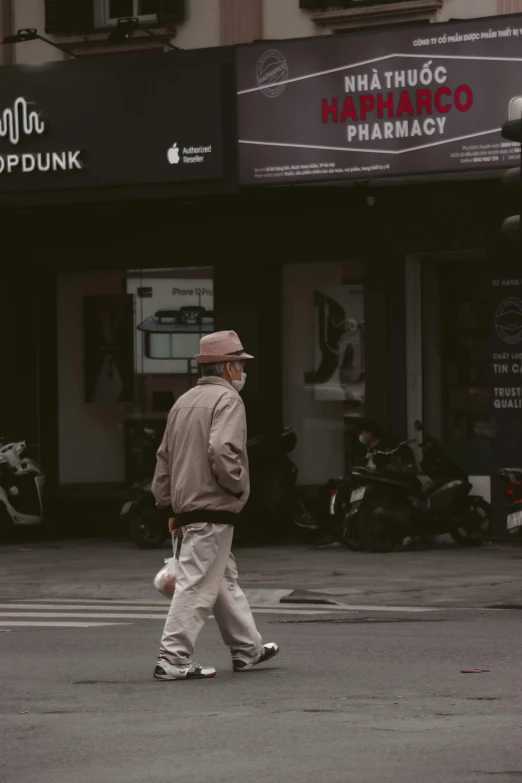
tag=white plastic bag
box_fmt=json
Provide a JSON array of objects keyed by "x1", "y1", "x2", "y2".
[{"x1": 154, "y1": 534, "x2": 181, "y2": 599}]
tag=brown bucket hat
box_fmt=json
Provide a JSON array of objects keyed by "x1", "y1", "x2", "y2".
[{"x1": 195, "y1": 330, "x2": 254, "y2": 364}]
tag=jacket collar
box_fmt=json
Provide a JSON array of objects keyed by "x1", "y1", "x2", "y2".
[{"x1": 197, "y1": 377, "x2": 236, "y2": 392}]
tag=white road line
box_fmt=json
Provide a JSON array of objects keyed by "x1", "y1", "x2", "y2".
[
  {"x1": 0, "y1": 602, "x2": 350, "y2": 613},
  {"x1": 15, "y1": 598, "x2": 169, "y2": 605},
  {"x1": 4, "y1": 600, "x2": 350, "y2": 614},
  {"x1": 2, "y1": 601, "x2": 453, "y2": 614},
  {"x1": 251, "y1": 608, "x2": 342, "y2": 615},
  {"x1": 0, "y1": 604, "x2": 169, "y2": 611},
  {"x1": 334, "y1": 604, "x2": 439, "y2": 613},
  {"x1": 5, "y1": 598, "x2": 481, "y2": 613},
  {"x1": 255, "y1": 603, "x2": 348, "y2": 611},
  {"x1": 0, "y1": 608, "x2": 343, "y2": 619},
  {"x1": 0, "y1": 621, "x2": 129, "y2": 628},
  {"x1": 0, "y1": 612, "x2": 170, "y2": 620}
]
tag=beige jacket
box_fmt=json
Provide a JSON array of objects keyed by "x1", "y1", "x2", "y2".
[{"x1": 152, "y1": 377, "x2": 250, "y2": 520}]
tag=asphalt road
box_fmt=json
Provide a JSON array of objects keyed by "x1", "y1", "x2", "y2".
[
  {"x1": 2, "y1": 538, "x2": 522, "y2": 608},
  {"x1": 1, "y1": 603, "x2": 521, "y2": 783}
]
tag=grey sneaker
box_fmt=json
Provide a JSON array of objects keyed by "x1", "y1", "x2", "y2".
[
  {"x1": 154, "y1": 659, "x2": 216, "y2": 681},
  {"x1": 232, "y1": 643, "x2": 280, "y2": 673}
]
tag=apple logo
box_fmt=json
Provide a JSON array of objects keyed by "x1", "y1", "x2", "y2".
[{"x1": 167, "y1": 143, "x2": 180, "y2": 164}]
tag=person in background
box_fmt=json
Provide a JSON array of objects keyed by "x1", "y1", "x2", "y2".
[
  {"x1": 151, "y1": 330, "x2": 279, "y2": 681},
  {"x1": 358, "y1": 418, "x2": 397, "y2": 466}
]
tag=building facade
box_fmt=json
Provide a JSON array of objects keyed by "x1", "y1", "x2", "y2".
[
  {"x1": 1, "y1": 0, "x2": 520, "y2": 65},
  {"x1": 0, "y1": 0, "x2": 521, "y2": 535}
]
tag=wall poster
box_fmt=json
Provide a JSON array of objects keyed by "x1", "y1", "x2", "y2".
[
  {"x1": 83, "y1": 295, "x2": 134, "y2": 404},
  {"x1": 126, "y1": 273, "x2": 214, "y2": 376},
  {"x1": 490, "y1": 276, "x2": 522, "y2": 535},
  {"x1": 305, "y1": 284, "x2": 365, "y2": 414}
]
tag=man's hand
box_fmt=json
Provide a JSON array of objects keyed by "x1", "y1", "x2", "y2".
[{"x1": 169, "y1": 518, "x2": 183, "y2": 538}]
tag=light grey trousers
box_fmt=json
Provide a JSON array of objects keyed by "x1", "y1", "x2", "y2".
[{"x1": 159, "y1": 522, "x2": 264, "y2": 666}]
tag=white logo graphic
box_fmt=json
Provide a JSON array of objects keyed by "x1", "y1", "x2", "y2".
[
  {"x1": 495, "y1": 297, "x2": 522, "y2": 345},
  {"x1": 0, "y1": 96, "x2": 83, "y2": 176},
  {"x1": 0, "y1": 97, "x2": 45, "y2": 145},
  {"x1": 167, "y1": 143, "x2": 180, "y2": 164},
  {"x1": 256, "y1": 50, "x2": 288, "y2": 98}
]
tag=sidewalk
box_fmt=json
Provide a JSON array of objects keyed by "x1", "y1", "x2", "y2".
[{"x1": 0, "y1": 538, "x2": 521, "y2": 608}]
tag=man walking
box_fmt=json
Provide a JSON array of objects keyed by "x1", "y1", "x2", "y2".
[{"x1": 152, "y1": 330, "x2": 279, "y2": 681}]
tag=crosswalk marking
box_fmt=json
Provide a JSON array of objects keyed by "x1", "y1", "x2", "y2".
[
  {"x1": 11, "y1": 597, "x2": 445, "y2": 613},
  {"x1": 0, "y1": 597, "x2": 352, "y2": 630},
  {"x1": 0, "y1": 597, "x2": 448, "y2": 632},
  {"x1": 326, "y1": 604, "x2": 438, "y2": 613},
  {"x1": 0, "y1": 602, "x2": 349, "y2": 614},
  {"x1": 0, "y1": 608, "x2": 344, "y2": 619},
  {"x1": 22, "y1": 598, "x2": 171, "y2": 605},
  {"x1": 0, "y1": 612, "x2": 172, "y2": 619},
  {"x1": 0, "y1": 604, "x2": 171, "y2": 611},
  {"x1": 0, "y1": 621, "x2": 129, "y2": 628},
  {"x1": 0, "y1": 599, "x2": 350, "y2": 617},
  {"x1": 12, "y1": 598, "x2": 349, "y2": 611},
  {"x1": 3, "y1": 598, "x2": 353, "y2": 613}
]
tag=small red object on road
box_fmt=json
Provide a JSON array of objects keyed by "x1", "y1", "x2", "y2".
[{"x1": 460, "y1": 668, "x2": 490, "y2": 673}]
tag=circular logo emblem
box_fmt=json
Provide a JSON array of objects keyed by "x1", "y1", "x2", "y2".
[
  {"x1": 256, "y1": 49, "x2": 289, "y2": 98},
  {"x1": 495, "y1": 296, "x2": 522, "y2": 344}
]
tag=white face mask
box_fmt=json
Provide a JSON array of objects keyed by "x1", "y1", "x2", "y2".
[{"x1": 231, "y1": 372, "x2": 247, "y2": 393}]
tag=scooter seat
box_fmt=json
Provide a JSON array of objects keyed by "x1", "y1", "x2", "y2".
[
  {"x1": 351, "y1": 467, "x2": 376, "y2": 480},
  {"x1": 350, "y1": 467, "x2": 419, "y2": 492}
]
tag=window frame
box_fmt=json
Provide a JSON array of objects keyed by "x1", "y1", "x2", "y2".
[{"x1": 96, "y1": 0, "x2": 158, "y2": 27}]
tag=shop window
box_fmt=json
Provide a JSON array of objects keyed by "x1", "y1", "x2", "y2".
[
  {"x1": 283, "y1": 261, "x2": 364, "y2": 487},
  {"x1": 99, "y1": 0, "x2": 185, "y2": 26},
  {"x1": 44, "y1": 0, "x2": 184, "y2": 35},
  {"x1": 57, "y1": 266, "x2": 211, "y2": 486},
  {"x1": 44, "y1": 0, "x2": 95, "y2": 35},
  {"x1": 103, "y1": 0, "x2": 158, "y2": 25}
]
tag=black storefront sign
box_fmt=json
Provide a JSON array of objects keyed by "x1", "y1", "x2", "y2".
[
  {"x1": 0, "y1": 48, "x2": 235, "y2": 204},
  {"x1": 237, "y1": 14, "x2": 522, "y2": 185},
  {"x1": 490, "y1": 277, "x2": 522, "y2": 535}
]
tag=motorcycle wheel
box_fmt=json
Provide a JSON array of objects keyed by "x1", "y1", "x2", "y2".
[
  {"x1": 129, "y1": 508, "x2": 167, "y2": 549},
  {"x1": 357, "y1": 500, "x2": 399, "y2": 553},
  {"x1": 337, "y1": 501, "x2": 364, "y2": 551},
  {"x1": 291, "y1": 494, "x2": 318, "y2": 532},
  {"x1": 451, "y1": 498, "x2": 491, "y2": 548}
]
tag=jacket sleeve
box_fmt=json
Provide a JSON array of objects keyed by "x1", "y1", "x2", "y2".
[
  {"x1": 208, "y1": 396, "x2": 249, "y2": 496},
  {"x1": 152, "y1": 427, "x2": 172, "y2": 509}
]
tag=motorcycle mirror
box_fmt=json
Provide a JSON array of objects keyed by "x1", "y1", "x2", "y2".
[{"x1": 414, "y1": 420, "x2": 424, "y2": 432}]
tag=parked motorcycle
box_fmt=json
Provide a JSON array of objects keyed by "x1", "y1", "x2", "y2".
[
  {"x1": 330, "y1": 421, "x2": 490, "y2": 552},
  {"x1": 496, "y1": 467, "x2": 522, "y2": 538},
  {"x1": 330, "y1": 438, "x2": 416, "y2": 551},
  {"x1": 123, "y1": 426, "x2": 316, "y2": 549},
  {"x1": 0, "y1": 440, "x2": 45, "y2": 536}
]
